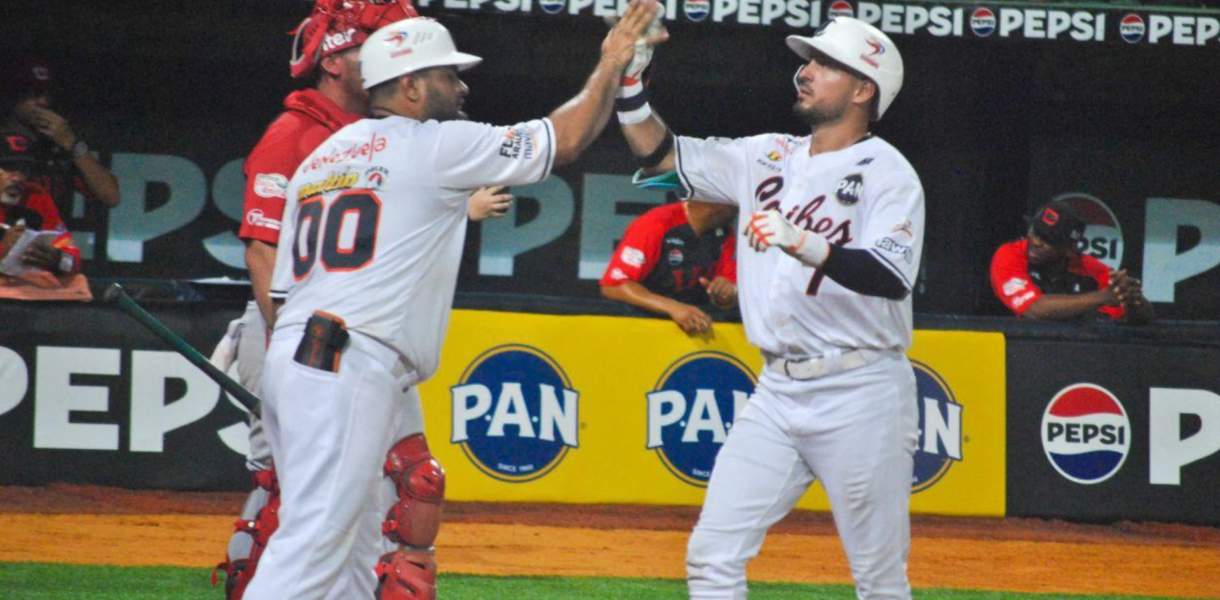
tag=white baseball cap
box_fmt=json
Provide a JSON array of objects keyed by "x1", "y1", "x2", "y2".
[
  {"x1": 786, "y1": 17, "x2": 904, "y2": 120},
  {"x1": 359, "y1": 18, "x2": 483, "y2": 90}
]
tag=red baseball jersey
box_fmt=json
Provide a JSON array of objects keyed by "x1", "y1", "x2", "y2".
[
  {"x1": 991, "y1": 238, "x2": 1124, "y2": 320},
  {"x1": 0, "y1": 183, "x2": 81, "y2": 273},
  {"x1": 238, "y1": 89, "x2": 362, "y2": 245},
  {"x1": 601, "y1": 203, "x2": 736, "y2": 306}
]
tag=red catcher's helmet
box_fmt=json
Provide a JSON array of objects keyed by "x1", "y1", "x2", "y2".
[{"x1": 290, "y1": 0, "x2": 420, "y2": 79}]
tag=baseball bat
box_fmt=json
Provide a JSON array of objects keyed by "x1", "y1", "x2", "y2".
[{"x1": 104, "y1": 283, "x2": 262, "y2": 418}]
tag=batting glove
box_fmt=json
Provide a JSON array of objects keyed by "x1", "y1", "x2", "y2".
[
  {"x1": 746, "y1": 211, "x2": 830, "y2": 268},
  {"x1": 615, "y1": 8, "x2": 664, "y2": 125}
]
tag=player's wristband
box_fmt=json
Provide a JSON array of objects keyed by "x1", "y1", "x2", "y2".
[{"x1": 616, "y1": 80, "x2": 651, "y2": 125}]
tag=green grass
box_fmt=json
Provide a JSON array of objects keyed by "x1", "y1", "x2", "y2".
[{"x1": 0, "y1": 563, "x2": 1200, "y2": 599}]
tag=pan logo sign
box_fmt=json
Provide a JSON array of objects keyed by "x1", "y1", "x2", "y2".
[
  {"x1": 684, "y1": 0, "x2": 709, "y2": 22},
  {"x1": 1041, "y1": 383, "x2": 1131, "y2": 484},
  {"x1": 646, "y1": 352, "x2": 756, "y2": 487},
  {"x1": 970, "y1": 7, "x2": 997, "y2": 37},
  {"x1": 1053, "y1": 193, "x2": 1124, "y2": 270},
  {"x1": 450, "y1": 344, "x2": 579, "y2": 483},
  {"x1": 911, "y1": 361, "x2": 963, "y2": 493}
]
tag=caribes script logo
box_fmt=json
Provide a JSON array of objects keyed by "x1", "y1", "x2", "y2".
[
  {"x1": 646, "y1": 352, "x2": 756, "y2": 487},
  {"x1": 451, "y1": 345, "x2": 579, "y2": 483},
  {"x1": 911, "y1": 360, "x2": 963, "y2": 492},
  {"x1": 1041, "y1": 383, "x2": 1131, "y2": 484}
]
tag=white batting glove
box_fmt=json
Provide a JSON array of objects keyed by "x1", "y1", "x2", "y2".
[
  {"x1": 614, "y1": 6, "x2": 664, "y2": 124},
  {"x1": 746, "y1": 211, "x2": 831, "y2": 268}
]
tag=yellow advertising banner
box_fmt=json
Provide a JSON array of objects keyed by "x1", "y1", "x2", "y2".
[{"x1": 419, "y1": 310, "x2": 1006, "y2": 517}]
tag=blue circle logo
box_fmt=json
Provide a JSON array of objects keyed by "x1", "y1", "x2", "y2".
[
  {"x1": 647, "y1": 352, "x2": 757, "y2": 487},
  {"x1": 450, "y1": 345, "x2": 579, "y2": 483},
  {"x1": 540, "y1": 0, "x2": 566, "y2": 15},
  {"x1": 911, "y1": 360, "x2": 963, "y2": 493}
]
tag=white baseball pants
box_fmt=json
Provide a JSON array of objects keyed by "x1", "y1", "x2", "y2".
[
  {"x1": 245, "y1": 327, "x2": 422, "y2": 600},
  {"x1": 687, "y1": 352, "x2": 919, "y2": 600}
]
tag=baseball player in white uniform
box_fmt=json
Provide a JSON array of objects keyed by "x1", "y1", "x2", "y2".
[
  {"x1": 243, "y1": 6, "x2": 665, "y2": 600},
  {"x1": 619, "y1": 17, "x2": 923, "y2": 600}
]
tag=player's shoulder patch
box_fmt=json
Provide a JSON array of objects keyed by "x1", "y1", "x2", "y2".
[
  {"x1": 254, "y1": 173, "x2": 289, "y2": 199},
  {"x1": 621, "y1": 247, "x2": 646, "y2": 268},
  {"x1": 1002, "y1": 277, "x2": 1030, "y2": 297}
]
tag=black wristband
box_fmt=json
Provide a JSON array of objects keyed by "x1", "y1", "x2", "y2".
[
  {"x1": 639, "y1": 132, "x2": 673, "y2": 169},
  {"x1": 615, "y1": 89, "x2": 650, "y2": 113}
]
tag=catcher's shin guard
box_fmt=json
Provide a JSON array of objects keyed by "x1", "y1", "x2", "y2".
[
  {"x1": 376, "y1": 434, "x2": 444, "y2": 600},
  {"x1": 375, "y1": 549, "x2": 437, "y2": 600},
  {"x1": 213, "y1": 468, "x2": 280, "y2": 600},
  {"x1": 381, "y1": 434, "x2": 445, "y2": 548}
]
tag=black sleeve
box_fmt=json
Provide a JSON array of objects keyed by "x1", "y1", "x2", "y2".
[{"x1": 821, "y1": 247, "x2": 910, "y2": 300}]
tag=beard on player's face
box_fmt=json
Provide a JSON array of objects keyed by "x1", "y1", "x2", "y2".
[
  {"x1": 792, "y1": 98, "x2": 848, "y2": 127},
  {"x1": 419, "y1": 68, "x2": 469, "y2": 122}
]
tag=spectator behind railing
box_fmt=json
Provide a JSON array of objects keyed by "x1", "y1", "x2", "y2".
[
  {"x1": 600, "y1": 200, "x2": 738, "y2": 335},
  {"x1": 990, "y1": 200, "x2": 1152, "y2": 324},
  {"x1": 0, "y1": 131, "x2": 89, "y2": 300},
  {"x1": 1, "y1": 57, "x2": 120, "y2": 212}
]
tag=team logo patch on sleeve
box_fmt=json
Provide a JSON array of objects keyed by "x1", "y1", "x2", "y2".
[
  {"x1": 253, "y1": 173, "x2": 289, "y2": 199},
  {"x1": 1002, "y1": 277, "x2": 1029, "y2": 297},
  {"x1": 245, "y1": 208, "x2": 281, "y2": 231},
  {"x1": 622, "y1": 247, "x2": 646, "y2": 268},
  {"x1": 834, "y1": 173, "x2": 863, "y2": 205},
  {"x1": 499, "y1": 125, "x2": 537, "y2": 160}
]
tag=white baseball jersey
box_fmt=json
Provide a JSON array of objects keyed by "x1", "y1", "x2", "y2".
[
  {"x1": 675, "y1": 133, "x2": 924, "y2": 357},
  {"x1": 269, "y1": 115, "x2": 556, "y2": 382}
]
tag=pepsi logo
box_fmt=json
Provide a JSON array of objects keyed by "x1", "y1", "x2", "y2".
[
  {"x1": 1052, "y1": 193, "x2": 1124, "y2": 270},
  {"x1": 684, "y1": 0, "x2": 710, "y2": 22},
  {"x1": 911, "y1": 361, "x2": 963, "y2": 493},
  {"x1": 971, "y1": 7, "x2": 996, "y2": 37},
  {"x1": 450, "y1": 345, "x2": 579, "y2": 482},
  {"x1": 828, "y1": 1, "x2": 854, "y2": 19},
  {"x1": 1120, "y1": 14, "x2": 1146, "y2": 44},
  {"x1": 539, "y1": 0, "x2": 565, "y2": 15},
  {"x1": 667, "y1": 248, "x2": 684, "y2": 267},
  {"x1": 646, "y1": 352, "x2": 757, "y2": 487},
  {"x1": 1041, "y1": 384, "x2": 1131, "y2": 485}
]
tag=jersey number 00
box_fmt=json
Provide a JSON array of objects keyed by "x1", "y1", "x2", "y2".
[{"x1": 292, "y1": 190, "x2": 382, "y2": 280}]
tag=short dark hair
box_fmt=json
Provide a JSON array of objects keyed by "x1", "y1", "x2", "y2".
[{"x1": 368, "y1": 77, "x2": 399, "y2": 104}]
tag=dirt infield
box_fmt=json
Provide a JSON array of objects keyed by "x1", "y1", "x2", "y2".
[{"x1": 2, "y1": 484, "x2": 1219, "y2": 598}]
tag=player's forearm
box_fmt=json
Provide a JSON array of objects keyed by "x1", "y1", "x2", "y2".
[
  {"x1": 1022, "y1": 291, "x2": 1109, "y2": 321},
  {"x1": 601, "y1": 281, "x2": 682, "y2": 317},
  {"x1": 548, "y1": 55, "x2": 627, "y2": 167},
  {"x1": 245, "y1": 240, "x2": 278, "y2": 329},
  {"x1": 73, "y1": 154, "x2": 121, "y2": 208},
  {"x1": 621, "y1": 115, "x2": 675, "y2": 174}
]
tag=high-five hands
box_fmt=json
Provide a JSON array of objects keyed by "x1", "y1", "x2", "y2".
[{"x1": 602, "y1": 0, "x2": 669, "y2": 71}]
